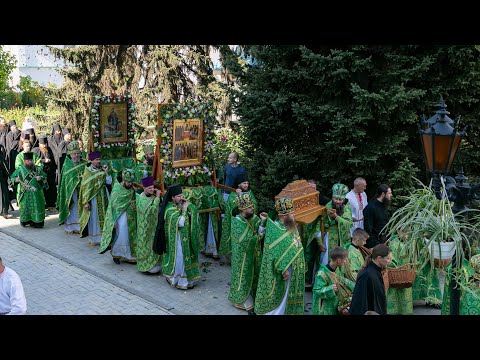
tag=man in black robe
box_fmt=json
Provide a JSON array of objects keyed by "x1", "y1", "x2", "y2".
[
  {"x1": 349, "y1": 243, "x2": 392, "y2": 315},
  {"x1": 58, "y1": 128, "x2": 72, "y2": 177},
  {"x1": 0, "y1": 143, "x2": 13, "y2": 218},
  {"x1": 5, "y1": 120, "x2": 21, "y2": 174},
  {"x1": 32, "y1": 136, "x2": 57, "y2": 210}
]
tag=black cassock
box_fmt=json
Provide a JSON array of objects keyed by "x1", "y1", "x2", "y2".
[
  {"x1": 48, "y1": 134, "x2": 63, "y2": 185},
  {"x1": 0, "y1": 144, "x2": 12, "y2": 215},
  {"x1": 32, "y1": 146, "x2": 57, "y2": 208},
  {"x1": 5, "y1": 129, "x2": 21, "y2": 174},
  {"x1": 349, "y1": 261, "x2": 387, "y2": 315}
]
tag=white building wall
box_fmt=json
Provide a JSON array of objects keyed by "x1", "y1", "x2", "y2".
[{"x1": 3, "y1": 45, "x2": 69, "y2": 88}]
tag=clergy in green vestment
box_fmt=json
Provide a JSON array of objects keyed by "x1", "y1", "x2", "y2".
[
  {"x1": 15, "y1": 138, "x2": 41, "y2": 170},
  {"x1": 10, "y1": 151, "x2": 47, "y2": 228},
  {"x1": 218, "y1": 173, "x2": 257, "y2": 257},
  {"x1": 78, "y1": 151, "x2": 112, "y2": 245},
  {"x1": 386, "y1": 234, "x2": 414, "y2": 315},
  {"x1": 312, "y1": 246, "x2": 355, "y2": 315},
  {"x1": 134, "y1": 176, "x2": 162, "y2": 274},
  {"x1": 57, "y1": 141, "x2": 87, "y2": 234},
  {"x1": 254, "y1": 197, "x2": 305, "y2": 315},
  {"x1": 228, "y1": 192, "x2": 266, "y2": 313},
  {"x1": 99, "y1": 169, "x2": 137, "y2": 264},
  {"x1": 134, "y1": 144, "x2": 154, "y2": 183},
  {"x1": 324, "y1": 183, "x2": 353, "y2": 252},
  {"x1": 152, "y1": 183, "x2": 200, "y2": 290},
  {"x1": 341, "y1": 228, "x2": 370, "y2": 282}
]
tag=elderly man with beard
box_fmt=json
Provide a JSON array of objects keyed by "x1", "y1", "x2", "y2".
[
  {"x1": 32, "y1": 136, "x2": 57, "y2": 210},
  {"x1": 228, "y1": 193, "x2": 266, "y2": 314},
  {"x1": 254, "y1": 197, "x2": 306, "y2": 315},
  {"x1": 57, "y1": 141, "x2": 87, "y2": 234},
  {"x1": 99, "y1": 169, "x2": 137, "y2": 264},
  {"x1": 324, "y1": 183, "x2": 353, "y2": 254},
  {"x1": 363, "y1": 184, "x2": 392, "y2": 249},
  {"x1": 10, "y1": 152, "x2": 47, "y2": 228},
  {"x1": 78, "y1": 151, "x2": 112, "y2": 246}
]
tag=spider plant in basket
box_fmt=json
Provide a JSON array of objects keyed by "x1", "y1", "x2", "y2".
[{"x1": 382, "y1": 178, "x2": 480, "y2": 272}]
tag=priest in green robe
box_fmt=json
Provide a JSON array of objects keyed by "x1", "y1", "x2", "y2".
[
  {"x1": 10, "y1": 151, "x2": 47, "y2": 228},
  {"x1": 228, "y1": 192, "x2": 266, "y2": 314},
  {"x1": 57, "y1": 141, "x2": 87, "y2": 234},
  {"x1": 135, "y1": 176, "x2": 162, "y2": 274},
  {"x1": 218, "y1": 172, "x2": 257, "y2": 258},
  {"x1": 312, "y1": 246, "x2": 355, "y2": 315},
  {"x1": 324, "y1": 183, "x2": 353, "y2": 251},
  {"x1": 15, "y1": 135, "x2": 41, "y2": 170},
  {"x1": 254, "y1": 197, "x2": 305, "y2": 315},
  {"x1": 134, "y1": 143, "x2": 154, "y2": 183},
  {"x1": 99, "y1": 169, "x2": 137, "y2": 264},
  {"x1": 78, "y1": 151, "x2": 112, "y2": 245},
  {"x1": 153, "y1": 183, "x2": 200, "y2": 290}
]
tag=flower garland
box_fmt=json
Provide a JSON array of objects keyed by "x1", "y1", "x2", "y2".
[
  {"x1": 158, "y1": 99, "x2": 216, "y2": 186},
  {"x1": 90, "y1": 91, "x2": 137, "y2": 153}
]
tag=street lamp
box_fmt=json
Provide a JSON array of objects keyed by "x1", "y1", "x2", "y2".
[{"x1": 419, "y1": 97, "x2": 466, "y2": 199}]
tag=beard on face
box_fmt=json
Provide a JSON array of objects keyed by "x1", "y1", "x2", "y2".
[
  {"x1": 147, "y1": 157, "x2": 154, "y2": 166},
  {"x1": 244, "y1": 211, "x2": 254, "y2": 219},
  {"x1": 383, "y1": 198, "x2": 391, "y2": 207},
  {"x1": 283, "y1": 215, "x2": 296, "y2": 231},
  {"x1": 334, "y1": 202, "x2": 345, "y2": 216},
  {"x1": 124, "y1": 183, "x2": 133, "y2": 189},
  {"x1": 25, "y1": 163, "x2": 34, "y2": 170}
]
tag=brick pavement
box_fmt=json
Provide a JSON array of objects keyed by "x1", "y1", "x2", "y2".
[{"x1": 0, "y1": 203, "x2": 440, "y2": 315}]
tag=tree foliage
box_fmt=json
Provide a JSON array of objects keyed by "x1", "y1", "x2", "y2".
[
  {"x1": 45, "y1": 45, "x2": 228, "y2": 148},
  {"x1": 222, "y1": 45, "x2": 480, "y2": 211}
]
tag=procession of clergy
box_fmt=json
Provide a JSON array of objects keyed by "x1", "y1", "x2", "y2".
[{"x1": 3, "y1": 116, "x2": 480, "y2": 315}]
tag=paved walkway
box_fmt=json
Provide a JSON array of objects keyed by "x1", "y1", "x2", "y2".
[{"x1": 0, "y1": 204, "x2": 439, "y2": 315}]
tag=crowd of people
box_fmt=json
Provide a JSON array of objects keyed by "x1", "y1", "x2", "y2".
[{"x1": 2, "y1": 117, "x2": 478, "y2": 315}]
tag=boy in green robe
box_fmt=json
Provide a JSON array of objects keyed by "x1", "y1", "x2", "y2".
[
  {"x1": 10, "y1": 152, "x2": 47, "y2": 228},
  {"x1": 341, "y1": 228, "x2": 370, "y2": 282},
  {"x1": 228, "y1": 192, "x2": 267, "y2": 314},
  {"x1": 99, "y1": 169, "x2": 137, "y2": 264},
  {"x1": 135, "y1": 176, "x2": 162, "y2": 274},
  {"x1": 312, "y1": 246, "x2": 355, "y2": 315},
  {"x1": 324, "y1": 183, "x2": 353, "y2": 251},
  {"x1": 152, "y1": 183, "x2": 200, "y2": 290},
  {"x1": 254, "y1": 197, "x2": 305, "y2": 315}
]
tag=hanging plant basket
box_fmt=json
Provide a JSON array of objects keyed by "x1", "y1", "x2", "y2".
[{"x1": 426, "y1": 239, "x2": 456, "y2": 260}]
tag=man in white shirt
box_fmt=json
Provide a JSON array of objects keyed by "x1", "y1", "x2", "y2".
[
  {"x1": 0, "y1": 257, "x2": 27, "y2": 315},
  {"x1": 345, "y1": 177, "x2": 368, "y2": 235}
]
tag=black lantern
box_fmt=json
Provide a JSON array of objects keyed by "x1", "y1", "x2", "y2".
[{"x1": 419, "y1": 97, "x2": 466, "y2": 198}]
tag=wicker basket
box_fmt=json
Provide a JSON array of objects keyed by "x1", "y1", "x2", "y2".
[{"x1": 387, "y1": 263, "x2": 416, "y2": 289}]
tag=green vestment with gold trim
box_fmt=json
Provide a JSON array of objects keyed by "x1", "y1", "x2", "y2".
[
  {"x1": 341, "y1": 243, "x2": 365, "y2": 282},
  {"x1": 301, "y1": 217, "x2": 322, "y2": 284},
  {"x1": 219, "y1": 190, "x2": 257, "y2": 255},
  {"x1": 162, "y1": 202, "x2": 200, "y2": 282},
  {"x1": 254, "y1": 218, "x2": 305, "y2": 315},
  {"x1": 441, "y1": 259, "x2": 479, "y2": 315},
  {"x1": 99, "y1": 182, "x2": 137, "y2": 256},
  {"x1": 15, "y1": 151, "x2": 41, "y2": 170},
  {"x1": 78, "y1": 166, "x2": 110, "y2": 237},
  {"x1": 228, "y1": 214, "x2": 263, "y2": 306},
  {"x1": 134, "y1": 159, "x2": 152, "y2": 183},
  {"x1": 10, "y1": 165, "x2": 47, "y2": 223},
  {"x1": 324, "y1": 201, "x2": 353, "y2": 250},
  {"x1": 135, "y1": 192, "x2": 162, "y2": 272},
  {"x1": 312, "y1": 264, "x2": 355, "y2": 315},
  {"x1": 57, "y1": 156, "x2": 87, "y2": 224}
]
